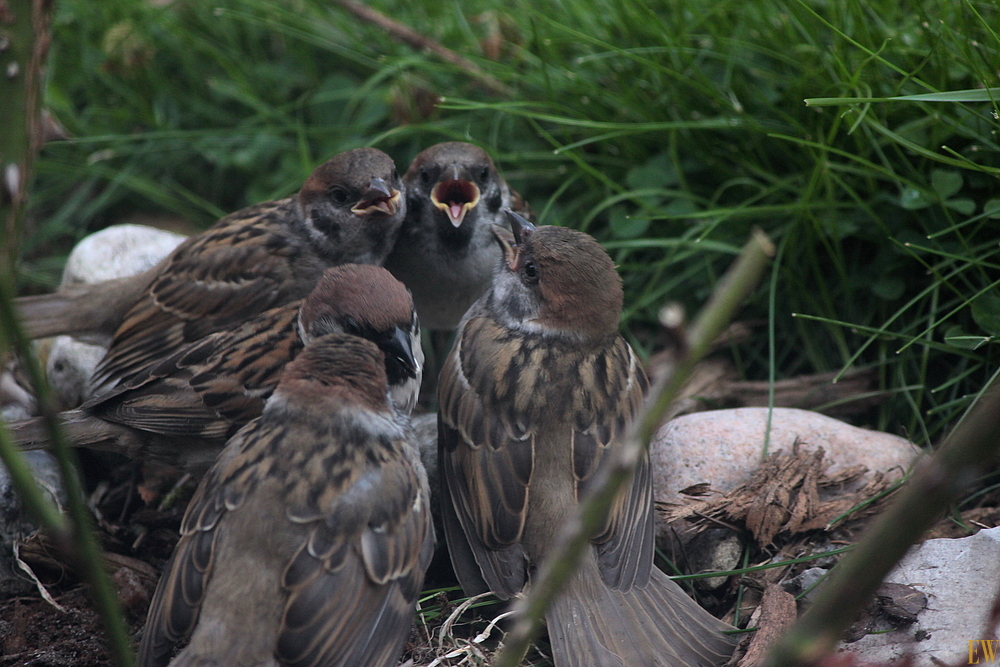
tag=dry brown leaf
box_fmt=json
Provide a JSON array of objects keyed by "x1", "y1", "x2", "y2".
[{"x1": 659, "y1": 442, "x2": 893, "y2": 547}]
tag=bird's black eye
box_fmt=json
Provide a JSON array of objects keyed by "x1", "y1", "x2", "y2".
[
  {"x1": 391, "y1": 168, "x2": 398, "y2": 182},
  {"x1": 479, "y1": 166, "x2": 490, "y2": 181},
  {"x1": 330, "y1": 187, "x2": 349, "y2": 204},
  {"x1": 420, "y1": 167, "x2": 432, "y2": 184},
  {"x1": 522, "y1": 261, "x2": 538, "y2": 284}
]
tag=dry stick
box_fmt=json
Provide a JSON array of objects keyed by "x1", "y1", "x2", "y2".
[
  {"x1": 332, "y1": 0, "x2": 514, "y2": 96},
  {"x1": 0, "y1": 274, "x2": 137, "y2": 667},
  {"x1": 492, "y1": 229, "x2": 776, "y2": 667},
  {"x1": 763, "y1": 379, "x2": 1000, "y2": 667}
]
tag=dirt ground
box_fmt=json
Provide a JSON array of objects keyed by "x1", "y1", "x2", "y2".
[{"x1": 2, "y1": 423, "x2": 998, "y2": 666}]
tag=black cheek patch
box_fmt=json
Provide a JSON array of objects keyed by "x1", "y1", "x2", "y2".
[
  {"x1": 310, "y1": 211, "x2": 341, "y2": 244},
  {"x1": 485, "y1": 189, "x2": 503, "y2": 213}
]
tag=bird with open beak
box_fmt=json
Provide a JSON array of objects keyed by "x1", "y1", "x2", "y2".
[
  {"x1": 15, "y1": 147, "x2": 407, "y2": 398},
  {"x1": 437, "y1": 211, "x2": 737, "y2": 667},
  {"x1": 384, "y1": 142, "x2": 535, "y2": 332}
]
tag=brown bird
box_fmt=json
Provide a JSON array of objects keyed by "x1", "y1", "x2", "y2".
[
  {"x1": 438, "y1": 212, "x2": 736, "y2": 667},
  {"x1": 384, "y1": 141, "x2": 534, "y2": 332},
  {"x1": 16, "y1": 147, "x2": 405, "y2": 394},
  {"x1": 10, "y1": 265, "x2": 421, "y2": 470},
  {"x1": 137, "y1": 333, "x2": 434, "y2": 667}
]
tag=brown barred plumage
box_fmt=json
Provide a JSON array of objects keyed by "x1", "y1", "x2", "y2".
[
  {"x1": 8, "y1": 265, "x2": 421, "y2": 470},
  {"x1": 438, "y1": 214, "x2": 736, "y2": 667},
  {"x1": 138, "y1": 335, "x2": 433, "y2": 667},
  {"x1": 14, "y1": 148, "x2": 406, "y2": 394}
]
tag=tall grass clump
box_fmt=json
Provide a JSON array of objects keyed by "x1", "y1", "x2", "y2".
[{"x1": 21, "y1": 0, "x2": 1000, "y2": 447}]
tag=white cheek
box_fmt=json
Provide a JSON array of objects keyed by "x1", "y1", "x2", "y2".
[
  {"x1": 491, "y1": 270, "x2": 540, "y2": 330},
  {"x1": 411, "y1": 329, "x2": 425, "y2": 376},
  {"x1": 303, "y1": 214, "x2": 331, "y2": 247}
]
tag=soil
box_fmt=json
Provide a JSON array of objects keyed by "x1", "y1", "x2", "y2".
[{"x1": 1, "y1": 439, "x2": 998, "y2": 666}]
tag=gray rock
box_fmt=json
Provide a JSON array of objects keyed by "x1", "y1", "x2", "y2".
[
  {"x1": 0, "y1": 369, "x2": 35, "y2": 420},
  {"x1": 840, "y1": 526, "x2": 1000, "y2": 664},
  {"x1": 780, "y1": 567, "x2": 829, "y2": 602},
  {"x1": 0, "y1": 451, "x2": 65, "y2": 595},
  {"x1": 652, "y1": 407, "x2": 918, "y2": 510},
  {"x1": 684, "y1": 528, "x2": 743, "y2": 590}
]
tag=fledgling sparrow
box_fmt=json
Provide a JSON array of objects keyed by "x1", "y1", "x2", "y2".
[
  {"x1": 9, "y1": 265, "x2": 422, "y2": 471},
  {"x1": 16, "y1": 147, "x2": 405, "y2": 393},
  {"x1": 438, "y1": 212, "x2": 736, "y2": 667},
  {"x1": 137, "y1": 333, "x2": 434, "y2": 667},
  {"x1": 384, "y1": 142, "x2": 534, "y2": 332}
]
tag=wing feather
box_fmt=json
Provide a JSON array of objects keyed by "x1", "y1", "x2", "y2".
[{"x1": 93, "y1": 200, "x2": 319, "y2": 389}]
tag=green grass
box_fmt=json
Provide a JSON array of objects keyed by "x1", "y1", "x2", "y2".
[{"x1": 20, "y1": 0, "x2": 1000, "y2": 446}]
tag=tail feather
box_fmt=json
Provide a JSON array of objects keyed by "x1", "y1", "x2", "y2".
[
  {"x1": 8, "y1": 410, "x2": 146, "y2": 456},
  {"x1": 547, "y1": 558, "x2": 736, "y2": 667},
  {"x1": 15, "y1": 273, "x2": 153, "y2": 342}
]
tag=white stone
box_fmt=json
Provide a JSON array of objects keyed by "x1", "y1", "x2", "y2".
[
  {"x1": 46, "y1": 337, "x2": 107, "y2": 408},
  {"x1": 651, "y1": 408, "x2": 919, "y2": 507},
  {"x1": 60, "y1": 223, "x2": 185, "y2": 286},
  {"x1": 47, "y1": 224, "x2": 186, "y2": 407},
  {"x1": 840, "y1": 526, "x2": 1000, "y2": 665}
]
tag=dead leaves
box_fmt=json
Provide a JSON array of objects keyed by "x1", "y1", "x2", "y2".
[{"x1": 660, "y1": 441, "x2": 895, "y2": 547}]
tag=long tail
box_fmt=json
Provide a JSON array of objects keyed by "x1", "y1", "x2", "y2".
[
  {"x1": 15, "y1": 273, "x2": 152, "y2": 342},
  {"x1": 8, "y1": 410, "x2": 146, "y2": 457},
  {"x1": 547, "y1": 557, "x2": 736, "y2": 667}
]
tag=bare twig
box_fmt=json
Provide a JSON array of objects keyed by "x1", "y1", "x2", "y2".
[
  {"x1": 492, "y1": 229, "x2": 775, "y2": 667},
  {"x1": 332, "y1": 0, "x2": 514, "y2": 96},
  {"x1": 763, "y1": 378, "x2": 1000, "y2": 667}
]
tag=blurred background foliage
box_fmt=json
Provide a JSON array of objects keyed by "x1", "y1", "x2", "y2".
[{"x1": 17, "y1": 0, "x2": 1000, "y2": 443}]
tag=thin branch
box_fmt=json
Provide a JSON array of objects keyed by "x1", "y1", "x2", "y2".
[
  {"x1": 763, "y1": 378, "x2": 1000, "y2": 667},
  {"x1": 332, "y1": 0, "x2": 514, "y2": 96},
  {"x1": 492, "y1": 229, "x2": 776, "y2": 667}
]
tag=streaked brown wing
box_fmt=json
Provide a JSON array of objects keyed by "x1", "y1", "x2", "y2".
[
  {"x1": 439, "y1": 314, "x2": 650, "y2": 597},
  {"x1": 438, "y1": 316, "x2": 534, "y2": 599},
  {"x1": 277, "y1": 452, "x2": 433, "y2": 667},
  {"x1": 88, "y1": 300, "x2": 303, "y2": 441},
  {"x1": 93, "y1": 199, "x2": 317, "y2": 388},
  {"x1": 135, "y1": 422, "x2": 258, "y2": 667},
  {"x1": 570, "y1": 338, "x2": 652, "y2": 591}
]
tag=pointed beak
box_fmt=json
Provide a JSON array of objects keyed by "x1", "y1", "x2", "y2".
[
  {"x1": 491, "y1": 224, "x2": 521, "y2": 271},
  {"x1": 352, "y1": 177, "x2": 401, "y2": 216},
  {"x1": 431, "y1": 176, "x2": 481, "y2": 228},
  {"x1": 504, "y1": 209, "x2": 536, "y2": 245},
  {"x1": 385, "y1": 325, "x2": 419, "y2": 379}
]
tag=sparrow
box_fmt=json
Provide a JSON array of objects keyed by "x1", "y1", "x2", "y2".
[
  {"x1": 384, "y1": 141, "x2": 534, "y2": 332},
  {"x1": 9, "y1": 265, "x2": 422, "y2": 471},
  {"x1": 137, "y1": 333, "x2": 434, "y2": 667},
  {"x1": 437, "y1": 211, "x2": 736, "y2": 667},
  {"x1": 15, "y1": 147, "x2": 405, "y2": 393}
]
